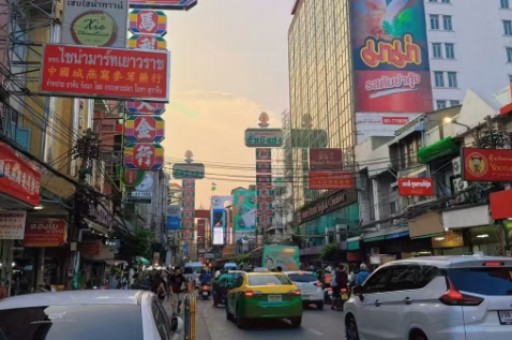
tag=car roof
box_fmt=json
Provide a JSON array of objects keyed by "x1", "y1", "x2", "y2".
[
  {"x1": 244, "y1": 271, "x2": 287, "y2": 276},
  {"x1": 284, "y1": 271, "x2": 316, "y2": 275},
  {"x1": 379, "y1": 255, "x2": 512, "y2": 269},
  {"x1": 0, "y1": 290, "x2": 150, "y2": 310}
]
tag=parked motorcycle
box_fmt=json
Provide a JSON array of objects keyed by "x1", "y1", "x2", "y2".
[{"x1": 199, "y1": 283, "x2": 211, "y2": 300}]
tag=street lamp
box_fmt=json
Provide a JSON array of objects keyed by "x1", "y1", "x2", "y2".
[{"x1": 443, "y1": 117, "x2": 471, "y2": 131}]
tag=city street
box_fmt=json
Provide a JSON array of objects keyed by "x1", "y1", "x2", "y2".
[{"x1": 194, "y1": 298, "x2": 346, "y2": 339}]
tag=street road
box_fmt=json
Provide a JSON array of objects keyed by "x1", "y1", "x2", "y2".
[{"x1": 196, "y1": 298, "x2": 346, "y2": 339}]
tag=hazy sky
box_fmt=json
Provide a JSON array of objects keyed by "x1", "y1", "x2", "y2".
[{"x1": 162, "y1": 0, "x2": 295, "y2": 207}]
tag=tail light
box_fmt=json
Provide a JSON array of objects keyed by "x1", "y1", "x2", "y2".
[
  {"x1": 244, "y1": 290, "x2": 263, "y2": 297},
  {"x1": 439, "y1": 277, "x2": 483, "y2": 306},
  {"x1": 287, "y1": 289, "x2": 301, "y2": 296},
  {"x1": 341, "y1": 288, "x2": 348, "y2": 293},
  {"x1": 314, "y1": 282, "x2": 323, "y2": 287},
  {"x1": 201, "y1": 285, "x2": 209, "y2": 290}
]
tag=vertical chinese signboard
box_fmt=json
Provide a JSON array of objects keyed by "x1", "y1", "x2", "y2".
[
  {"x1": 350, "y1": 0, "x2": 433, "y2": 142},
  {"x1": 256, "y1": 148, "x2": 273, "y2": 230},
  {"x1": 181, "y1": 179, "x2": 195, "y2": 256}
]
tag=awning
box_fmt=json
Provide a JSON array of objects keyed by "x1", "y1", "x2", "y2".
[
  {"x1": 135, "y1": 256, "x2": 150, "y2": 265},
  {"x1": 417, "y1": 137, "x2": 459, "y2": 164},
  {"x1": 83, "y1": 218, "x2": 110, "y2": 235},
  {"x1": 408, "y1": 211, "x2": 444, "y2": 238},
  {"x1": 363, "y1": 227, "x2": 409, "y2": 243},
  {"x1": 347, "y1": 236, "x2": 361, "y2": 250}
]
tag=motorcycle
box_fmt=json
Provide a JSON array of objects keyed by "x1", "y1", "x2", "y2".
[
  {"x1": 331, "y1": 287, "x2": 349, "y2": 311},
  {"x1": 199, "y1": 283, "x2": 211, "y2": 300}
]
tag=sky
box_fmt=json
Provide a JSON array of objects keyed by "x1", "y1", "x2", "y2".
[{"x1": 162, "y1": 0, "x2": 295, "y2": 208}]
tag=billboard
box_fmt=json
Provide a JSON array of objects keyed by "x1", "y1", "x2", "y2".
[
  {"x1": 351, "y1": 0, "x2": 433, "y2": 137},
  {"x1": 233, "y1": 189, "x2": 256, "y2": 232},
  {"x1": 309, "y1": 148, "x2": 343, "y2": 170},
  {"x1": 463, "y1": 148, "x2": 512, "y2": 182},
  {"x1": 356, "y1": 112, "x2": 421, "y2": 143},
  {"x1": 62, "y1": 0, "x2": 129, "y2": 47},
  {"x1": 398, "y1": 178, "x2": 434, "y2": 196},
  {"x1": 308, "y1": 171, "x2": 354, "y2": 190},
  {"x1": 24, "y1": 219, "x2": 67, "y2": 248},
  {"x1": 212, "y1": 209, "x2": 225, "y2": 245},
  {"x1": 40, "y1": 44, "x2": 170, "y2": 102}
]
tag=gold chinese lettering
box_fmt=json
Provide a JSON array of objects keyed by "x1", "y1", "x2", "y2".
[
  {"x1": 72, "y1": 68, "x2": 84, "y2": 79},
  {"x1": 59, "y1": 67, "x2": 70, "y2": 77},
  {"x1": 86, "y1": 69, "x2": 97, "y2": 80},
  {"x1": 113, "y1": 71, "x2": 123, "y2": 82},
  {"x1": 100, "y1": 70, "x2": 110, "y2": 81},
  {"x1": 139, "y1": 72, "x2": 149, "y2": 83},
  {"x1": 127, "y1": 72, "x2": 136, "y2": 82}
]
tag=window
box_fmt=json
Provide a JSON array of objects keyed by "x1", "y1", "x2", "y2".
[
  {"x1": 505, "y1": 21, "x2": 512, "y2": 35},
  {"x1": 152, "y1": 299, "x2": 172, "y2": 340},
  {"x1": 501, "y1": 0, "x2": 509, "y2": 9},
  {"x1": 249, "y1": 274, "x2": 291, "y2": 286},
  {"x1": 509, "y1": 75, "x2": 512, "y2": 82},
  {"x1": 430, "y1": 15, "x2": 440, "y2": 30},
  {"x1": 363, "y1": 267, "x2": 392, "y2": 293},
  {"x1": 448, "y1": 267, "x2": 512, "y2": 296},
  {"x1": 507, "y1": 47, "x2": 512, "y2": 62},
  {"x1": 441, "y1": 0, "x2": 450, "y2": 2},
  {"x1": 428, "y1": 0, "x2": 437, "y2": 2},
  {"x1": 434, "y1": 71, "x2": 445, "y2": 87},
  {"x1": 437, "y1": 100, "x2": 447, "y2": 109},
  {"x1": 447, "y1": 72, "x2": 458, "y2": 88},
  {"x1": 445, "y1": 43, "x2": 455, "y2": 59},
  {"x1": 432, "y1": 43, "x2": 442, "y2": 58},
  {"x1": 450, "y1": 100, "x2": 460, "y2": 106},
  {"x1": 288, "y1": 273, "x2": 318, "y2": 282},
  {"x1": 443, "y1": 15, "x2": 453, "y2": 30}
]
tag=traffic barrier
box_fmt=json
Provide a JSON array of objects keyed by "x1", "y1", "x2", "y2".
[{"x1": 183, "y1": 293, "x2": 196, "y2": 340}]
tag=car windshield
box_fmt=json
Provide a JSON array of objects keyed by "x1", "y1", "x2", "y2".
[
  {"x1": 0, "y1": 305, "x2": 143, "y2": 340},
  {"x1": 249, "y1": 275, "x2": 291, "y2": 286},
  {"x1": 288, "y1": 273, "x2": 318, "y2": 283},
  {"x1": 448, "y1": 267, "x2": 512, "y2": 296}
]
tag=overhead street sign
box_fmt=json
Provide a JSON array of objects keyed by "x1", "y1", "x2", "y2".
[
  {"x1": 245, "y1": 128, "x2": 283, "y2": 147},
  {"x1": 172, "y1": 163, "x2": 205, "y2": 179}
]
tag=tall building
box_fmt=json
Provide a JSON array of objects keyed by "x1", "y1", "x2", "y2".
[{"x1": 288, "y1": 0, "x2": 512, "y2": 256}]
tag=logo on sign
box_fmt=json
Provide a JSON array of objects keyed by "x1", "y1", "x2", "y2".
[
  {"x1": 124, "y1": 143, "x2": 164, "y2": 171},
  {"x1": 125, "y1": 116, "x2": 165, "y2": 143},
  {"x1": 361, "y1": 35, "x2": 422, "y2": 69},
  {"x1": 129, "y1": 10, "x2": 167, "y2": 36},
  {"x1": 127, "y1": 101, "x2": 166, "y2": 115}
]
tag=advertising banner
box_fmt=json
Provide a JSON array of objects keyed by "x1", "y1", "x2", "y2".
[
  {"x1": 212, "y1": 209, "x2": 225, "y2": 245},
  {"x1": 124, "y1": 143, "x2": 164, "y2": 170},
  {"x1": 463, "y1": 148, "x2": 512, "y2": 182},
  {"x1": 124, "y1": 116, "x2": 165, "y2": 143},
  {"x1": 62, "y1": 0, "x2": 129, "y2": 48},
  {"x1": 180, "y1": 179, "x2": 195, "y2": 242},
  {"x1": 356, "y1": 112, "x2": 421, "y2": 143},
  {"x1": 128, "y1": 35, "x2": 167, "y2": 50},
  {"x1": 24, "y1": 219, "x2": 67, "y2": 247},
  {"x1": 398, "y1": 177, "x2": 434, "y2": 196},
  {"x1": 129, "y1": 0, "x2": 197, "y2": 10},
  {"x1": 350, "y1": 0, "x2": 433, "y2": 113},
  {"x1": 233, "y1": 188, "x2": 256, "y2": 232},
  {"x1": 172, "y1": 163, "x2": 205, "y2": 179},
  {"x1": 308, "y1": 171, "x2": 353, "y2": 190},
  {"x1": 0, "y1": 211, "x2": 27, "y2": 240},
  {"x1": 41, "y1": 44, "x2": 170, "y2": 102},
  {"x1": 309, "y1": 148, "x2": 343, "y2": 170},
  {"x1": 0, "y1": 142, "x2": 41, "y2": 206}
]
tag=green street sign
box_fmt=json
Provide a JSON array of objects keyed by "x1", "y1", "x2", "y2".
[
  {"x1": 245, "y1": 128, "x2": 283, "y2": 147},
  {"x1": 172, "y1": 163, "x2": 205, "y2": 179}
]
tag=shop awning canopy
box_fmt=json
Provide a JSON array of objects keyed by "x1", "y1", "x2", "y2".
[
  {"x1": 135, "y1": 256, "x2": 150, "y2": 265},
  {"x1": 417, "y1": 137, "x2": 459, "y2": 164},
  {"x1": 363, "y1": 227, "x2": 409, "y2": 243}
]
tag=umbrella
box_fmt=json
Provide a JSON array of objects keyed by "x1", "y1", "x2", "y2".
[{"x1": 135, "y1": 256, "x2": 150, "y2": 266}]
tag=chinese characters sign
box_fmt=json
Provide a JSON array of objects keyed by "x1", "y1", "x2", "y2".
[
  {"x1": 129, "y1": 0, "x2": 197, "y2": 10},
  {"x1": 124, "y1": 143, "x2": 164, "y2": 170},
  {"x1": 181, "y1": 179, "x2": 196, "y2": 254},
  {"x1": 129, "y1": 10, "x2": 167, "y2": 35},
  {"x1": 40, "y1": 44, "x2": 170, "y2": 102},
  {"x1": 125, "y1": 116, "x2": 165, "y2": 143},
  {"x1": 128, "y1": 35, "x2": 167, "y2": 50},
  {"x1": 256, "y1": 148, "x2": 272, "y2": 228},
  {"x1": 24, "y1": 219, "x2": 67, "y2": 247},
  {"x1": 309, "y1": 148, "x2": 343, "y2": 170},
  {"x1": 308, "y1": 171, "x2": 353, "y2": 190},
  {"x1": 398, "y1": 178, "x2": 434, "y2": 196},
  {"x1": 0, "y1": 211, "x2": 27, "y2": 240},
  {"x1": 463, "y1": 148, "x2": 512, "y2": 182},
  {"x1": 127, "y1": 101, "x2": 166, "y2": 115},
  {"x1": 0, "y1": 141, "x2": 41, "y2": 206}
]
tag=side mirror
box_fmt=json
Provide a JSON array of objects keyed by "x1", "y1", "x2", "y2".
[
  {"x1": 170, "y1": 316, "x2": 184, "y2": 334},
  {"x1": 352, "y1": 285, "x2": 365, "y2": 301}
]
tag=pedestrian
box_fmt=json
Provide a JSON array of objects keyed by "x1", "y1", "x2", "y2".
[
  {"x1": 108, "y1": 275, "x2": 120, "y2": 289},
  {"x1": 168, "y1": 266, "x2": 187, "y2": 315},
  {"x1": 355, "y1": 263, "x2": 370, "y2": 286}
]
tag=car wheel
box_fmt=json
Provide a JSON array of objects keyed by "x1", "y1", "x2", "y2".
[
  {"x1": 316, "y1": 302, "x2": 324, "y2": 310},
  {"x1": 410, "y1": 330, "x2": 428, "y2": 340},
  {"x1": 236, "y1": 306, "x2": 247, "y2": 329},
  {"x1": 225, "y1": 304, "x2": 233, "y2": 321},
  {"x1": 290, "y1": 316, "x2": 302, "y2": 328},
  {"x1": 345, "y1": 315, "x2": 360, "y2": 340}
]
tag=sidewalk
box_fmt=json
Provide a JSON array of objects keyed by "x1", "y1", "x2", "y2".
[{"x1": 163, "y1": 294, "x2": 212, "y2": 340}]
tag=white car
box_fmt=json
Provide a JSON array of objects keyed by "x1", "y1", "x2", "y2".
[
  {"x1": 344, "y1": 255, "x2": 512, "y2": 340},
  {"x1": 285, "y1": 271, "x2": 324, "y2": 310},
  {"x1": 0, "y1": 290, "x2": 183, "y2": 340}
]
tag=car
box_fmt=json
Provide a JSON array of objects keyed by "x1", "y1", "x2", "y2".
[
  {"x1": 0, "y1": 289, "x2": 183, "y2": 340},
  {"x1": 225, "y1": 272, "x2": 303, "y2": 328},
  {"x1": 184, "y1": 261, "x2": 203, "y2": 287},
  {"x1": 343, "y1": 255, "x2": 512, "y2": 340},
  {"x1": 285, "y1": 270, "x2": 324, "y2": 310}
]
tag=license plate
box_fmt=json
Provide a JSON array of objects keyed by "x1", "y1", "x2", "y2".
[
  {"x1": 268, "y1": 295, "x2": 282, "y2": 302},
  {"x1": 498, "y1": 311, "x2": 512, "y2": 325}
]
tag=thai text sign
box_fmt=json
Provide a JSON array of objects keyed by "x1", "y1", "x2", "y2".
[
  {"x1": 172, "y1": 163, "x2": 205, "y2": 179},
  {"x1": 0, "y1": 211, "x2": 27, "y2": 240},
  {"x1": 125, "y1": 116, "x2": 165, "y2": 143},
  {"x1": 62, "y1": 0, "x2": 129, "y2": 48},
  {"x1": 129, "y1": 10, "x2": 167, "y2": 35},
  {"x1": 308, "y1": 171, "x2": 353, "y2": 190},
  {"x1": 463, "y1": 148, "x2": 512, "y2": 182},
  {"x1": 129, "y1": 0, "x2": 197, "y2": 10},
  {"x1": 41, "y1": 44, "x2": 170, "y2": 102},
  {"x1": 24, "y1": 219, "x2": 67, "y2": 247},
  {"x1": 350, "y1": 0, "x2": 432, "y2": 113},
  {"x1": 124, "y1": 143, "x2": 164, "y2": 170},
  {"x1": 245, "y1": 129, "x2": 283, "y2": 147},
  {"x1": 0, "y1": 142, "x2": 41, "y2": 206},
  {"x1": 398, "y1": 177, "x2": 434, "y2": 196},
  {"x1": 309, "y1": 148, "x2": 343, "y2": 170}
]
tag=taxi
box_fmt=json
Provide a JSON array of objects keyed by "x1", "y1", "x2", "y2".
[{"x1": 225, "y1": 272, "x2": 303, "y2": 328}]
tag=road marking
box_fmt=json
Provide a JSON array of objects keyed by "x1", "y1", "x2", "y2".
[{"x1": 307, "y1": 328, "x2": 324, "y2": 336}]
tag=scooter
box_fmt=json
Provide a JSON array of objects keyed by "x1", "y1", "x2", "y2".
[
  {"x1": 331, "y1": 287, "x2": 349, "y2": 311},
  {"x1": 199, "y1": 283, "x2": 211, "y2": 300}
]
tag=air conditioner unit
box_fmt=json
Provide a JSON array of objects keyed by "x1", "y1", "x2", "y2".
[{"x1": 452, "y1": 157, "x2": 462, "y2": 176}]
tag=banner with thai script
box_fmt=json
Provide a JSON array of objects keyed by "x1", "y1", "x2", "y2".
[
  {"x1": 0, "y1": 141, "x2": 41, "y2": 206},
  {"x1": 40, "y1": 44, "x2": 170, "y2": 102},
  {"x1": 398, "y1": 177, "x2": 434, "y2": 196},
  {"x1": 24, "y1": 219, "x2": 67, "y2": 247},
  {"x1": 463, "y1": 148, "x2": 512, "y2": 182},
  {"x1": 350, "y1": 0, "x2": 433, "y2": 113},
  {"x1": 0, "y1": 211, "x2": 27, "y2": 240}
]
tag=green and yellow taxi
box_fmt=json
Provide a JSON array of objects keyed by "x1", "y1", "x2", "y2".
[{"x1": 225, "y1": 272, "x2": 303, "y2": 328}]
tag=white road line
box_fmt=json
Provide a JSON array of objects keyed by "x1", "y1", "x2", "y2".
[{"x1": 306, "y1": 328, "x2": 324, "y2": 336}]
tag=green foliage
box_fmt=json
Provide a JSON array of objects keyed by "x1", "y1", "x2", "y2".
[
  {"x1": 320, "y1": 243, "x2": 342, "y2": 264},
  {"x1": 232, "y1": 253, "x2": 250, "y2": 264},
  {"x1": 133, "y1": 228, "x2": 154, "y2": 259}
]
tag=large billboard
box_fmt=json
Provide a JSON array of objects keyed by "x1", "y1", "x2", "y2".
[
  {"x1": 351, "y1": 0, "x2": 433, "y2": 139},
  {"x1": 209, "y1": 195, "x2": 232, "y2": 246},
  {"x1": 233, "y1": 189, "x2": 256, "y2": 233}
]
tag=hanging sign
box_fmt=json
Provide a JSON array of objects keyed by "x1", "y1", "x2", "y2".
[
  {"x1": 128, "y1": 35, "x2": 167, "y2": 50},
  {"x1": 129, "y1": 10, "x2": 167, "y2": 35},
  {"x1": 126, "y1": 101, "x2": 166, "y2": 115},
  {"x1": 125, "y1": 116, "x2": 165, "y2": 143},
  {"x1": 124, "y1": 143, "x2": 164, "y2": 170}
]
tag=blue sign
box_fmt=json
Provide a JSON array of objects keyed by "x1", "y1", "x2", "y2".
[{"x1": 166, "y1": 216, "x2": 180, "y2": 230}]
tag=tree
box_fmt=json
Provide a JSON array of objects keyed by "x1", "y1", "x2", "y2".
[
  {"x1": 133, "y1": 228, "x2": 154, "y2": 259},
  {"x1": 320, "y1": 243, "x2": 342, "y2": 264}
]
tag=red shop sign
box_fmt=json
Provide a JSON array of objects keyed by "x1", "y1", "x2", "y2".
[
  {"x1": 398, "y1": 178, "x2": 434, "y2": 196},
  {"x1": 309, "y1": 148, "x2": 343, "y2": 170},
  {"x1": 40, "y1": 44, "x2": 170, "y2": 102},
  {"x1": 308, "y1": 171, "x2": 354, "y2": 190},
  {"x1": 463, "y1": 148, "x2": 512, "y2": 182},
  {"x1": 24, "y1": 219, "x2": 67, "y2": 248},
  {"x1": 490, "y1": 189, "x2": 512, "y2": 220},
  {"x1": 0, "y1": 142, "x2": 41, "y2": 206}
]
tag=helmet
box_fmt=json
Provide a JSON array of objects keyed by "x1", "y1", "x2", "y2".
[{"x1": 360, "y1": 263, "x2": 368, "y2": 271}]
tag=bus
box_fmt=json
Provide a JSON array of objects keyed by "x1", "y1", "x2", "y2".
[{"x1": 248, "y1": 245, "x2": 300, "y2": 271}]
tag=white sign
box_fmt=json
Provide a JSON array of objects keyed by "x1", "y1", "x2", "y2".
[
  {"x1": 213, "y1": 226, "x2": 224, "y2": 245},
  {"x1": 0, "y1": 211, "x2": 27, "y2": 240},
  {"x1": 356, "y1": 112, "x2": 421, "y2": 144}
]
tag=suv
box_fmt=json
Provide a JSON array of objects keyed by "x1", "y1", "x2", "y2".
[{"x1": 344, "y1": 256, "x2": 512, "y2": 340}]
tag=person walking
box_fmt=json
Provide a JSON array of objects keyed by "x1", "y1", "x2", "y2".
[{"x1": 168, "y1": 266, "x2": 187, "y2": 315}]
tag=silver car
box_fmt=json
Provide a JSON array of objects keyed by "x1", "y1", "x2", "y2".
[
  {"x1": 285, "y1": 270, "x2": 325, "y2": 310},
  {"x1": 0, "y1": 290, "x2": 183, "y2": 340}
]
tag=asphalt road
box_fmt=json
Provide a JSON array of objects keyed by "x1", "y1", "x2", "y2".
[{"x1": 195, "y1": 297, "x2": 347, "y2": 339}]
